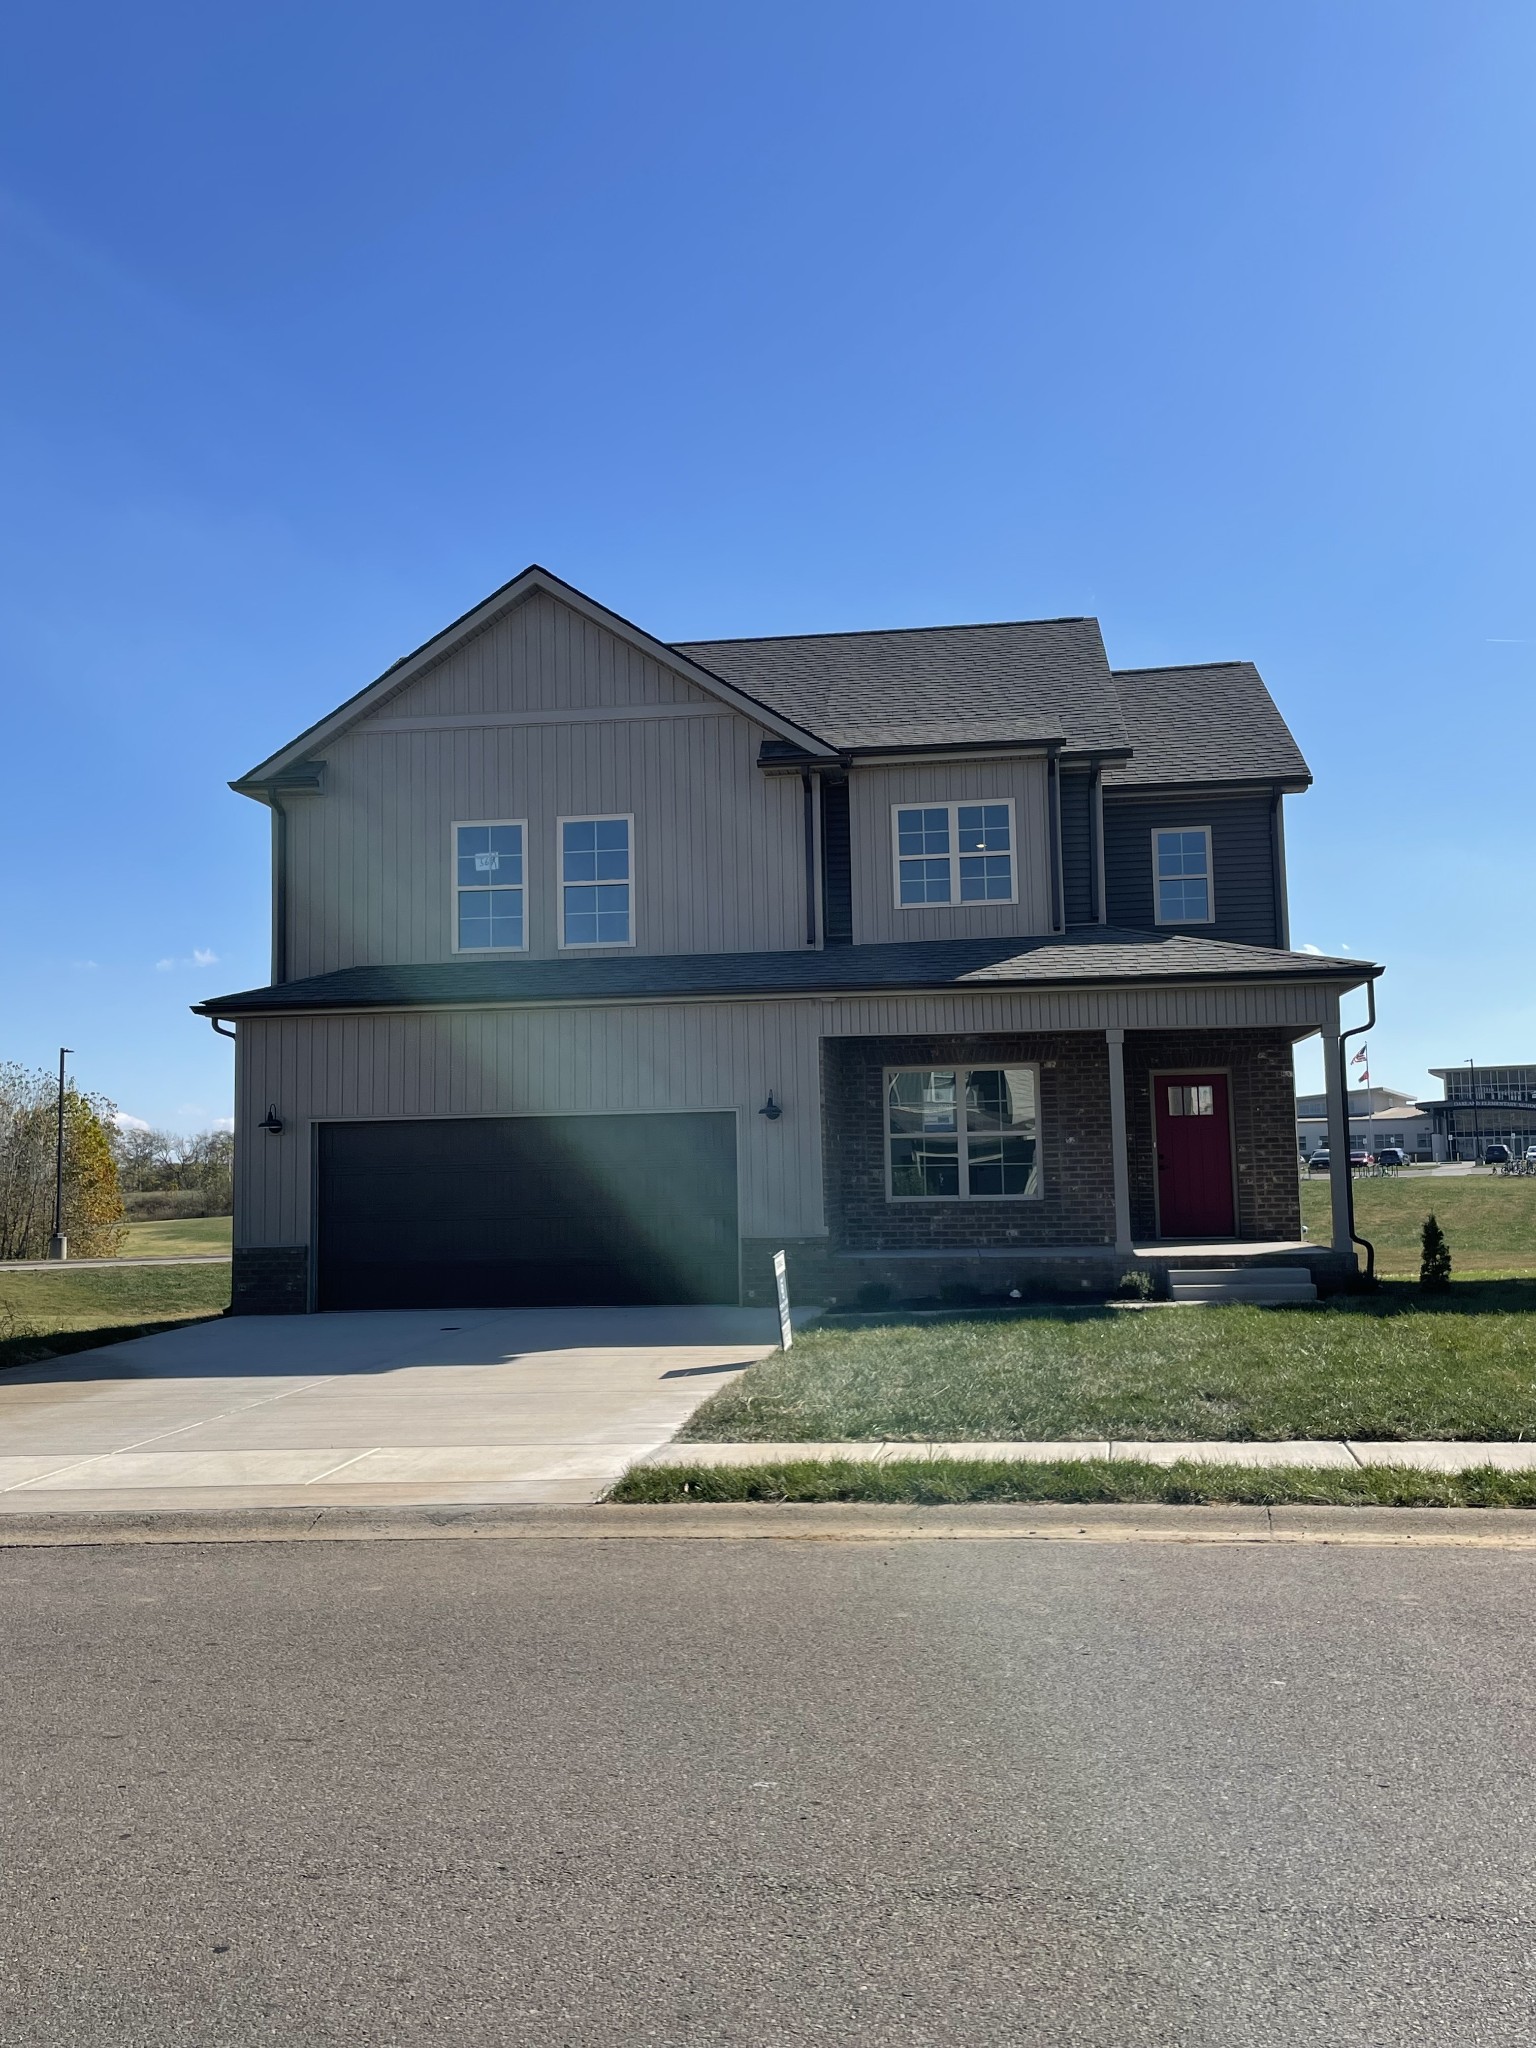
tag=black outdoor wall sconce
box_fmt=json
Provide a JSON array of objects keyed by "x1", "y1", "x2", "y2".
[
  {"x1": 759, "y1": 1092, "x2": 782, "y2": 1120},
  {"x1": 259, "y1": 1104, "x2": 285, "y2": 1134}
]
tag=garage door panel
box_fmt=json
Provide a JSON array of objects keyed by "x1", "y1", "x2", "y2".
[{"x1": 316, "y1": 1114, "x2": 738, "y2": 1310}]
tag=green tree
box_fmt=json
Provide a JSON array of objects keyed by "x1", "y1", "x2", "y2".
[
  {"x1": 0, "y1": 1064, "x2": 127, "y2": 1260},
  {"x1": 1419, "y1": 1212, "x2": 1452, "y2": 1291}
]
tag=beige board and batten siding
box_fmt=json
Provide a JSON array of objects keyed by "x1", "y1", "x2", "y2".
[
  {"x1": 233, "y1": 978, "x2": 1342, "y2": 1252},
  {"x1": 848, "y1": 757, "x2": 1055, "y2": 946},
  {"x1": 280, "y1": 590, "x2": 806, "y2": 976}
]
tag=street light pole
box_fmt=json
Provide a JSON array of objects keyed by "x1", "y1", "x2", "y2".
[
  {"x1": 48, "y1": 1047, "x2": 73, "y2": 1262},
  {"x1": 1468, "y1": 1056, "x2": 1481, "y2": 1169}
]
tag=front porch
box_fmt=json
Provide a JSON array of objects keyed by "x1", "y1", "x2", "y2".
[{"x1": 747, "y1": 1012, "x2": 1362, "y2": 1309}]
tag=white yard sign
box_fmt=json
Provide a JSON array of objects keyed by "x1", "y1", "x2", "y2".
[{"x1": 772, "y1": 1249, "x2": 793, "y2": 1351}]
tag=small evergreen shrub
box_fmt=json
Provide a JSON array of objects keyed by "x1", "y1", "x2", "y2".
[
  {"x1": 1419, "y1": 1213, "x2": 1452, "y2": 1291},
  {"x1": 1114, "y1": 1268, "x2": 1156, "y2": 1302}
]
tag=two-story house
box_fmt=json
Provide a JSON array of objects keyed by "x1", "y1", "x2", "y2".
[{"x1": 196, "y1": 566, "x2": 1379, "y2": 1313}]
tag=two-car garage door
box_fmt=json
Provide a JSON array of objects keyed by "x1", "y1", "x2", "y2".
[{"x1": 316, "y1": 1114, "x2": 739, "y2": 1310}]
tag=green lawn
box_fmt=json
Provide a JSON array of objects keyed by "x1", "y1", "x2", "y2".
[
  {"x1": 682, "y1": 1281, "x2": 1536, "y2": 1443},
  {"x1": 0, "y1": 1263, "x2": 230, "y2": 1370},
  {"x1": 611, "y1": 1455, "x2": 1536, "y2": 1508},
  {"x1": 1299, "y1": 1172, "x2": 1536, "y2": 1274},
  {"x1": 122, "y1": 1215, "x2": 232, "y2": 1258}
]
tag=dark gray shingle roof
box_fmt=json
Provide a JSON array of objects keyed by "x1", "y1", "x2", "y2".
[
  {"x1": 676, "y1": 618, "x2": 1130, "y2": 756},
  {"x1": 1105, "y1": 663, "x2": 1311, "y2": 789},
  {"x1": 195, "y1": 930, "x2": 1372, "y2": 1017}
]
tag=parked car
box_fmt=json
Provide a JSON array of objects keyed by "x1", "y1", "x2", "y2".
[
  {"x1": 1349, "y1": 1148, "x2": 1371, "y2": 1169},
  {"x1": 1375, "y1": 1146, "x2": 1407, "y2": 1168},
  {"x1": 1307, "y1": 1150, "x2": 1329, "y2": 1172},
  {"x1": 1484, "y1": 1143, "x2": 1511, "y2": 1165},
  {"x1": 1526, "y1": 1146, "x2": 1536, "y2": 1163}
]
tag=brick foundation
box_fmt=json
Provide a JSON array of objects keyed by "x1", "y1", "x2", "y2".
[{"x1": 231, "y1": 1245, "x2": 310, "y2": 1315}]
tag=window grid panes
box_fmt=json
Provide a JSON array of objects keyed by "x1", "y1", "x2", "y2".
[
  {"x1": 561, "y1": 817, "x2": 632, "y2": 946},
  {"x1": 887, "y1": 1066, "x2": 1040, "y2": 1199},
  {"x1": 895, "y1": 802, "x2": 1014, "y2": 907},
  {"x1": 1154, "y1": 829, "x2": 1211, "y2": 923},
  {"x1": 455, "y1": 822, "x2": 525, "y2": 951}
]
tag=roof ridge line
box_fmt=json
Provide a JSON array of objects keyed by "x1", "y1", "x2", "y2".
[
  {"x1": 675, "y1": 616, "x2": 1097, "y2": 647},
  {"x1": 1112, "y1": 659, "x2": 1253, "y2": 676}
]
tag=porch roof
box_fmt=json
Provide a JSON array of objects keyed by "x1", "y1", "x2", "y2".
[{"x1": 194, "y1": 928, "x2": 1377, "y2": 1019}]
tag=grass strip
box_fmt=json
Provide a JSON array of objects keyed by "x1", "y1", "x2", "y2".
[
  {"x1": 0, "y1": 1317, "x2": 226, "y2": 1373},
  {"x1": 0, "y1": 1263, "x2": 232, "y2": 1371},
  {"x1": 609, "y1": 1456, "x2": 1536, "y2": 1509},
  {"x1": 683, "y1": 1285, "x2": 1536, "y2": 1444}
]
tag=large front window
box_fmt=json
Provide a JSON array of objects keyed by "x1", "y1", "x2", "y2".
[
  {"x1": 1153, "y1": 827, "x2": 1213, "y2": 923},
  {"x1": 886, "y1": 1066, "x2": 1041, "y2": 1199},
  {"x1": 454, "y1": 821, "x2": 525, "y2": 951},
  {"x1": 894, "y1": 802, "x2": 1015, "y2": 907},
  {"x1": 560, "y1": 815, "x2": 633, "y2": 947}
]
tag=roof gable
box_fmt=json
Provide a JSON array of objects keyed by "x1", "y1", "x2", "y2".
[{"x1": 234, "y1": 566, "x2": 836, "y2": 789}]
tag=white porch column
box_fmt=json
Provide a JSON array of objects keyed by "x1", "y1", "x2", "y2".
[
  {"x1": 1105, "y1": 1028, "x2": 1134, "y2": 1256},
  {"x1": 1321, "y1": 1005, "x2": 1352, "y2": 1256}
]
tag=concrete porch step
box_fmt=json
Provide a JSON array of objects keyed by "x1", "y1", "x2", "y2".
[{"x1": 1168, "y1": 1266, "x2": 1317, "y2": 1305}]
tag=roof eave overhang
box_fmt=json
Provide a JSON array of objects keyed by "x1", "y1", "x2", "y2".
[
  {"x1": 192, "y1": 959, "x2": 1380, "y2": 1023},
  {"x1": 233, "y1": 566, "x2": 839, "y2": 794},
  {"x1": 1103, "y1": 773, "x2": 1312, "y2": 798}
]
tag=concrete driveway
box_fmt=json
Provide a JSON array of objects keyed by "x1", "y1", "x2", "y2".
[{"x1": 0, "y1": 1307, "x2": 784, "y2": 1513}]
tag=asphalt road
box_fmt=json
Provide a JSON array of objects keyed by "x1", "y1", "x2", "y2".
[{"x1": 3, "y1": 1528, "x2": 1535, "y2": 2045}]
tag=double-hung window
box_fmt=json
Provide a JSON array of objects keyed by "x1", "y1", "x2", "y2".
[
  {"x1": 560, "y1": 815, "x2": 633, "y2": 947},
  {"x1": 1152, "y1": 827, "x2": 1213, "y2": 924},
  {"x1": 886, "y1": 1066, "x2": 1041, "y2": 1200},
  {"x1": 894, "y1": 801, "x2": 1015, "y2": 906},
  {"x1": 454, "y1": 821, "x2": 525, "y2": 951}
]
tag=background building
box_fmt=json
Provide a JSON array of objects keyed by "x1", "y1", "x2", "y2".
[
  {"x1": 1417, "y1": 1067, "x2": 1536, "y2": 1162},
  {"x1": 1295, "y1": 1086, "x2": 1429, "y2": 1160}
]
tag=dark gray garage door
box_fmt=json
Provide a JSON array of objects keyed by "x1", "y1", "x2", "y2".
[{"x1": 316, "y1": 1114, "x2": 739, "y2": 1311}]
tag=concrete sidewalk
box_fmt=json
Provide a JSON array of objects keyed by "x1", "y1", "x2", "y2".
[{"x1": 643, "y1": 1438, "x2": 1536, "y2": 1472}]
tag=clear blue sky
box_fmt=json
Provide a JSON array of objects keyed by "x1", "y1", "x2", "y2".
[{"x1": 3, "y1": 2, "x2": 1531, "y2": 1130}]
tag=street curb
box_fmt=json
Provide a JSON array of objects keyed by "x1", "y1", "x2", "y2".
[{"x1": 6, "y1": 1501, "x2": 1536, "y2": 1548}]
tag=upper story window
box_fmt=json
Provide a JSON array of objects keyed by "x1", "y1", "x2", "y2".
[
  {"x1": 454, "y1": 821, "x2": 525, "y2": 951},
  {"x1": 1153, "y1": 827, "x2": 1213, "y2": 924},
  {"x1": 886, "y1": 1066, "x2": 1041, "y2": 1200},
  {"x1": 560, "y1": 815, "x2": 633, "y2": 947},
  {"x1": 893, "y1": 801, "x2": 1015, "y2": 907}
]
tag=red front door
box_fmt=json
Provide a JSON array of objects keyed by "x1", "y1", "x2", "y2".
[{"x1": 1154, "y1": 1073, "x2": 1235, "y2": 1238}]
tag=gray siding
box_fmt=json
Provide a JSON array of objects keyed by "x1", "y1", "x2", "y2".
[
  {"x1": 1103, "y1": 790, "x2": 1281, "y2": 947},
  {"x1": 234, "y1": 979, "x2": 1340, "y2": 1251},
  {"x1": 281, "y1": 592, "x2": 807, "y2": 975},
  {"x1": 847, "y1": 756, "x2": 1054, "y2": 946},
  {"x1": 1060, "y1": 768, "x2": 1095, "y2": 926}
]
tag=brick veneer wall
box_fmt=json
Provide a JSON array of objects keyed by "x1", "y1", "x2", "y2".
[
  {"x1": 1121, "y1": 1030, "x2": 1301, "y2": 1241},
  {"x1": 821, "y1": 1034, "x2": 1118, "y2": 1254},
  {"x1": 231, "y1": 1246, "x2": 310, "y2": 1315}
]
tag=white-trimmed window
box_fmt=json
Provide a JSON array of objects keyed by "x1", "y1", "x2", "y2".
[
  {"x1": 1152, "y1": 827, "x2": 1213, "y2": 924},
  {"x1": 893, "y1": 801, "x2": 1015, "y2": 907},
  {"x1": 886, "y1": 1066, "x2": 1041, "y2": 1200},
  {"x1": 559, "y1": 814, "x2": 634, "y2": 947},
  {"x1": 454, "y1": 820, "x2": 526, "y2": 951}
]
